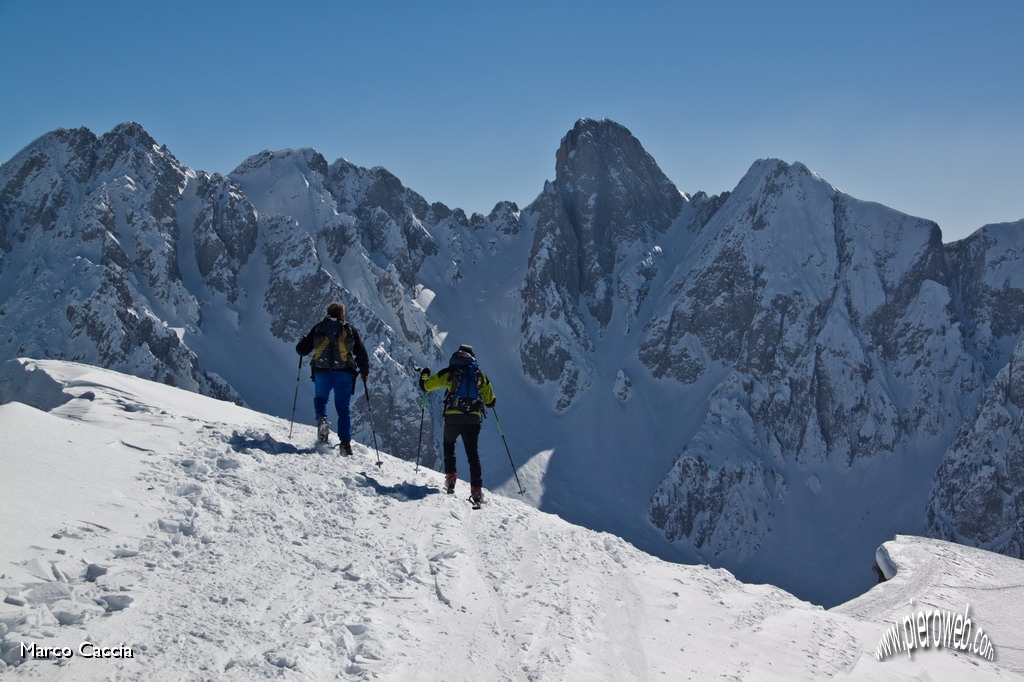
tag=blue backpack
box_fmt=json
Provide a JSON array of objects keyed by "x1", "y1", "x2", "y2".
[{"x1": 444, "y1": 350, "x2": 485, "y2": 413}]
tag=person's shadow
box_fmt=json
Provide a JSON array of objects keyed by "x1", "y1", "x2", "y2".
[{"x1": 355, "y1": 473, "x2": 440, "y2": 502}]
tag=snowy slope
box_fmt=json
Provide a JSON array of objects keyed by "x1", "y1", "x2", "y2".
[{"x1": 1, "y1": 359, "x2": 1023, "y2": 680}]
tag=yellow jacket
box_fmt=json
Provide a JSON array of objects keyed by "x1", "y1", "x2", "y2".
[{"x1": 422, "y1": 363, "x2": 496, "y2": 423}]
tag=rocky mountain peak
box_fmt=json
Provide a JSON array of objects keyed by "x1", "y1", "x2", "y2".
[
  {"x1": 103, "y1": 121, "x2": 158, "y2": 149},
  {"x1": 94, "y1": 121, "x2": 178, "y2": 176},
  {"x1": 555, "y1": 117, "x2": 639, "y2": 176},
  {"x1": 552, "y1": 118, "x2": 683, "y2": 239},
  {"x1": 231, "y1": 147, "x2": 330, "y2": 180},
  {"x1": 514, "y1": 119, "x2": 689, "y2": 409}
]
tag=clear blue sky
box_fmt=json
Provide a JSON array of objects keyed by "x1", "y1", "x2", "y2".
[{"x1": 1, "y1": 0, "x2": 1021, "y2": 242}]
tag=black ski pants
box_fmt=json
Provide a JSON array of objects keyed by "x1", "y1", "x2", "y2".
[{"x1": 443, "y1": 421, "x2": 482, "y2": 488}]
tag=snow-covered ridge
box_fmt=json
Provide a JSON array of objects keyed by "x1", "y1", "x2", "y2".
[{"x1": 1, "y1": 359, "x2": 1022, "y2": 680}]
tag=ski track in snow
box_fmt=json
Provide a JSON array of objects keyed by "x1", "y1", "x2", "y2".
[{"x1": 1, "y1": 359, "x2": 1023, "y2": 680}]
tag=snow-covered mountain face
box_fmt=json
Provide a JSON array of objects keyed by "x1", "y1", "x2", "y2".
[
  {"x1": 0, "y1": 125, "x2": 237, "y2": 403},
  {"x1": 642, "y1": 161, "x2": 995, "y2": 604},
  {"x1": 519, "y1": 119, "x2": 686, "y2": 408},
  {"x1": 928, "y1": 337, "x2": 1024, "y2": 557},
  {"x1": 2, "y1": 118, "x2": 1023, "y2": 607}
]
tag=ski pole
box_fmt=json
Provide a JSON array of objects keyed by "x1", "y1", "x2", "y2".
[
  {"x1": 362, "y1": 377, "x2": 383, "y2": 468},
  {"x1": 415, "y1": 388, "x2": 426, "y2": 472},
  {"x1": 288, "y1": 355, "x2": 303, "y2": 439},
  {"x1": 491, "y1": 406, "x2": 525, "y2": 495}
]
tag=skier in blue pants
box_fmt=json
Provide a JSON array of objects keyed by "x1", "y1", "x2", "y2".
[{"x1": 295, "y1": 301, "x2": 369, "y2": 455}]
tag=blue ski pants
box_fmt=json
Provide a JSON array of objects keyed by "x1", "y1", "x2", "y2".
[{"x1": 314, "y1": 371, "x2": 356, "y2": 442}]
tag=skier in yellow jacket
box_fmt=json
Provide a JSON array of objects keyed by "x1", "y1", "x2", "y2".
[{"x1": 420, "y1": 345, "x2": 495, "y2": 505}]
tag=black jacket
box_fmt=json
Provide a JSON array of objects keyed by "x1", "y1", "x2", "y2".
[{"x1": 296, "y1": 317, "x2": 369, "y2": 377}]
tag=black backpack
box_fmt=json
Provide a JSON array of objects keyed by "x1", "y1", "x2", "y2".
[{"x1": 310, "y1": 319, "x2": 356, "y2": 372}]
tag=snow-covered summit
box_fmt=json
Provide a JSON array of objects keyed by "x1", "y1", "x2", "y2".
[{"x1": 1, "y1": 359, "x2": 1022, "y2": 680}]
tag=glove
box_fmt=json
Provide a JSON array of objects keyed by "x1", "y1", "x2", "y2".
[
  {"x1": 418, "y1": 367, "x2": 431, "y2": 390},
  {"x1": 361, "y1": 371, "x2": 369, "y2": 383},
  {"x1": 486, "y1": 399, "x2": 496, "y2": 408}
]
